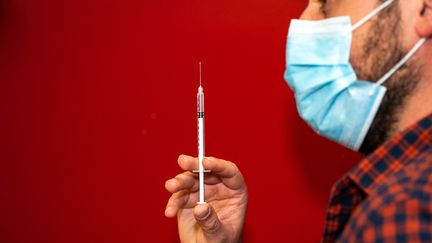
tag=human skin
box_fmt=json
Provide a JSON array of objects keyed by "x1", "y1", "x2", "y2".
[
  {"x1": 164, "y1": 0, "x2": 432, "y2": 242},
  {"x1": 164, "y1": 155, "x2": 248, "y2": 243},
  {"x1": 308, "y1": 0, "x2": 432, "y2": 138}
]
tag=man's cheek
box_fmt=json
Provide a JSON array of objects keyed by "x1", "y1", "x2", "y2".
[{"x1": 349, "y1": 35, "x2": 364, "y2": 64}]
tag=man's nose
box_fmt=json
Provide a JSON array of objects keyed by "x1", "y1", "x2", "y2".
[{"x1": 299, "y1": 1, "x2": 325, "y2": 20}]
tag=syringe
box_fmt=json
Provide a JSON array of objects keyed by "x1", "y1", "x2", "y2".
[{"x1": 195, "y1": 62, "x2": 209, "y2": 204}]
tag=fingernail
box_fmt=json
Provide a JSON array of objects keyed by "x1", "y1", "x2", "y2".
[{"x1": 165, "y1": 206, "x2": 171, "y2": 215}]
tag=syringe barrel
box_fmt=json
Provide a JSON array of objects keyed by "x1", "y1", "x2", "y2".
[
  {"x1": 197, "y1": 87, "x2": 204, "y2": 116},
  {"x1": 197, "y1": 86, "x2": 205, "y2": 203}
]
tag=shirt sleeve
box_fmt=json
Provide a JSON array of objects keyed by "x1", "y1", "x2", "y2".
[{"x1": 337, "y1": 197, "x2": 432, "y2": 243}]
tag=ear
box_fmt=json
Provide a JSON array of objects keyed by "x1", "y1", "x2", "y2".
[{"x1": 416, "y1": 0, "x2": 432, "y2": 37}]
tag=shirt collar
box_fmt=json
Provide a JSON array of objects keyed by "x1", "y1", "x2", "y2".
[{"x1": 347, "y1": 115, "x2": 432, "y2": 195}]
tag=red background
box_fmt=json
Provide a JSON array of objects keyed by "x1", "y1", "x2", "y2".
[{"x1": 0, "y1": 0, "x2": 363, "y2": 242}]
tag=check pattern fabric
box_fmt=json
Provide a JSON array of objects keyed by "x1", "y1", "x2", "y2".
[{"x1": 322, "y1": 115, "x2": 432, "y2": 243}]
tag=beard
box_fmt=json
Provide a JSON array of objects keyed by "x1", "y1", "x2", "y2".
[{"x1": 353, "y1": 2, "x2": 423, "y2": 154}]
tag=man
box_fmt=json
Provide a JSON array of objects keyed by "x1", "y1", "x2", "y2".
[{"x1": 165, "y1": 0, "x2": 432, "y2": 242}]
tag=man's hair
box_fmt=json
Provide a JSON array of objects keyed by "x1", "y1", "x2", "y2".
[{"x1": 359, "y1": 0, "x2": 423, "y2": 154}]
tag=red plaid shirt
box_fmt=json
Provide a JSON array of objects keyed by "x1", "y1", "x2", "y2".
[{"x1": 323, "y1": 115, "x2": 432, "y2": 242}]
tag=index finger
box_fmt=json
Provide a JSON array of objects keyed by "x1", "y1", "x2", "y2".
[
  {"x1": 177, "y1": 155, "x2": 246, "y2": 190},
  {"x1": 203, "y1": 157, "x2": 246, "y2": 190},
  {"x1": 177, "y1": 154, "x2": 199, "y2": 171}
]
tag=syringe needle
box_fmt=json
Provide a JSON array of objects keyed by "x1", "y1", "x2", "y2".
[{"x1": 199, "y1": 61, "x2": 202, "y2": 86}]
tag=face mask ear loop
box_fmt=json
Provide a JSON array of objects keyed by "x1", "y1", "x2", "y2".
[
  {"x1": 367, "y1": 38, "x2": 427, "y2": 96},
  {"x1": 352, "y1": 0, "x2": 395, "y2": 32},
  {"x1": 376, "y1": 38, "x2": 427, "y2": 86}
]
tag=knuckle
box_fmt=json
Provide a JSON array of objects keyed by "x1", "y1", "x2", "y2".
[
  {"x1": 177, "y1": 172, "x2": 191, "y2": 180},
  {"x1": 169, "y1": 191, "x2": 185, "y2": 205},
  {"x1": 174, "y1": 174, "x2": 183, "y2": 181},
  {"x1": 175, "y1": 173, "x2": 190, "y2": 184},
  {"x1": 167, "y1": 195, "x2": 176, "y2": 206},
  {"x1": 171, "y1": 192, "x2": 189, "y2": 209}
]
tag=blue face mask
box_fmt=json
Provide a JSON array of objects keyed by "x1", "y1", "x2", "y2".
[{"x1": 284, "y1": 0, "x2": 426, "y2": 151}]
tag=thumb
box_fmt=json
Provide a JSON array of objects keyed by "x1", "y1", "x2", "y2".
[{"x1": 194, "y1": 203, "x2": 223, "y2": 235}]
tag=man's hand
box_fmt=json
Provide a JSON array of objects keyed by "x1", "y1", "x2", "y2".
[{"x1": 164, "y1": 155, "x2": 248, "y2": 243}]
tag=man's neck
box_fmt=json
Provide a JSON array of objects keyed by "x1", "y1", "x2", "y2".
[{"x1": 394, "y1": 77, "x2": 432, "y2": 136}]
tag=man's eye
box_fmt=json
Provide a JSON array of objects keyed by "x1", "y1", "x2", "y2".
[
  {"x1": 320, "y1": 0, "x2": 328, "y2": 14},
  {"x1": 320, "y1": 0, "x2": 328, "y2": 7}
]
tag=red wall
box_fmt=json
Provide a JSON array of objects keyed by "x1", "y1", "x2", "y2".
[{"x1": 0, "y1": 0, "x2": 363, "y2": 242}]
